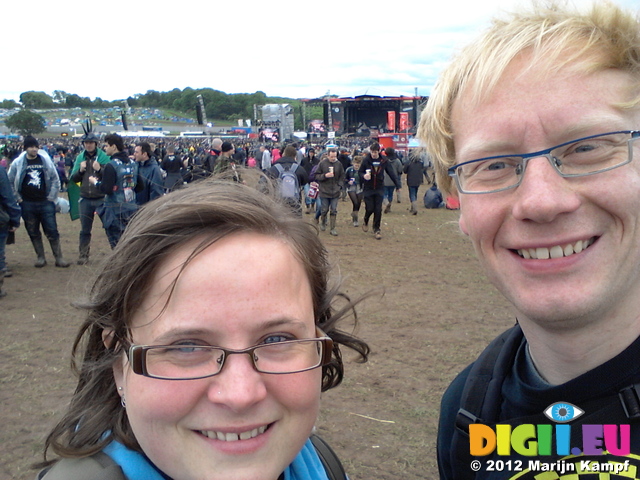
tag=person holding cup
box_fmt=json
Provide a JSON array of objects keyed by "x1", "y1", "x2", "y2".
[
  {"x1": 358, "y1": 143, "x2": 401, "y2": 240},
  {"x1": 315, "y1": 147, "x2": 345, "y2": 236}
]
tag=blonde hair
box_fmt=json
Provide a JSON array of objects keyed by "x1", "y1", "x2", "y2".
[{"x1": 418, "y1": 1, "x2": 640, "y2": 195}]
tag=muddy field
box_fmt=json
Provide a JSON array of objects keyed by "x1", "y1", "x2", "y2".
[{"x1": 0, "y1": 193, "x2": 514, "y2": 480}]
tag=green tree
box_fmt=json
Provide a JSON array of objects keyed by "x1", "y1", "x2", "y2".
[
  {"x1": 5, "y1": 109, "x2": 46, "y2": 135},
  {"x1": 0, "y1": 99, "x2": 20, "y2": 109},
  {"x1": 19, "y1": 91, "x2": 55, "y2": 109}
]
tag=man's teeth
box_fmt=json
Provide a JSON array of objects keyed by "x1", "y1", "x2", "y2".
[
  {"x1": 200, "y1": 425, "x2": 267, "y2": 442},
  {"x1": 517, "y1": 238, "x2": 594, "y2": 259}
]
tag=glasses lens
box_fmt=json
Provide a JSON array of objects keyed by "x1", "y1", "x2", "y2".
[
  {"x1": 144, "y1": 346, "x2": 225, "y2": 379},
  {"x1": 254, "y1": 339, "x2": 324, "y2": 374},
  {"x1": 456, "y1": 156, "x2": 523, "y2": 193},
  {"x1": 550, "y1": 132, "x2": 632, "y2": 175}
]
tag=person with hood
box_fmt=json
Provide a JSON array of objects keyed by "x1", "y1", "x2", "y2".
[
  {"x1": 8, "y1": 136, "x2": 70, "y2": 267},
  {"x1": 69, "y1": 131, "x2": 111, "y2": 264},
  {"x1": 89, "y1": 134, "x2": 144, "y2": 248}
]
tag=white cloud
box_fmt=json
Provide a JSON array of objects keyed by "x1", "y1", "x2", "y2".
[{"x1": 2, "y1": 0, "x2": 637, "y2": 102}]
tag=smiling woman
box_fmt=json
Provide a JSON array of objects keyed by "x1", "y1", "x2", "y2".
[{"x1": 35, "y1": 179, "x2": 370, "y2": 480}]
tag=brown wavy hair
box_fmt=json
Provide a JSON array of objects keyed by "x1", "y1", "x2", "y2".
[{"x1": 40, "y1": 178, "x2": 369, "y2": 464}]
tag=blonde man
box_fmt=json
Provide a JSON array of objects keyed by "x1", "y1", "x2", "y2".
[{"x1": 419, "y1": 2, "x2": 640, "y2": 478}]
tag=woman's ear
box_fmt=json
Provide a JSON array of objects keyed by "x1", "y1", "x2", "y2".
[{"x1": 103, "y1": 329, "x2": 125, "y2": 388}]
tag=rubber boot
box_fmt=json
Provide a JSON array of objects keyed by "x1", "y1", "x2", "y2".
[
  {"x1": 384, "y1": 201, "x2": 391, "y2": 214},
  {"x1": 329, "y1": 215, "x2": 338, "y2": 236},
  {"x1": 50, "y1": 238, "x2": 70, "y2": 268},
  {"x1": 0, "y1": 276, "x2": 6, "y2": 298},
  {"x1": 32, "y1": 237, "x2": 47, "y2": 268},
  {"x1": 351, "y1": 212, "x2": 359, "y2": 227},
  {"x1": 305, "y1": 204, "x2": 312, "y2": 215},
  {"x1": 78, "y1": 240, "x2": 90, "y2": 265},
  {"x1": 320, "y1": 214, "x2": 327, "y2": 231},
  {"x1": 411, "y1": 201, "x2": 418, "y2": 215},
  {"x1": 396, "y1": 191, "x2": 401, "y2": 203}
]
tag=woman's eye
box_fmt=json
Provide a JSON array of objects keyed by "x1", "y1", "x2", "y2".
[{"x1": 262, "y1": 334, "x2": 292, "y2": 344}]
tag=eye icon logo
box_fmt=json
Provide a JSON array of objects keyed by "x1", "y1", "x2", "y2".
[{"x1": 543, "y1": 402, "x2": 584, "y2": 423}]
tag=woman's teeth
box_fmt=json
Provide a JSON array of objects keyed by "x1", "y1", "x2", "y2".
[
  {"x1": 517, "y1": 238, "x2": 595, "y2": 259},
  {"x1": 200, "y1": 425, "x2": 267, "y2": 442}
]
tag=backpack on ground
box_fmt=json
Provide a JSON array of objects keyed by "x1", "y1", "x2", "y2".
[{"x1": 274, "y1": 163, "x2": 300, "y2": 200}]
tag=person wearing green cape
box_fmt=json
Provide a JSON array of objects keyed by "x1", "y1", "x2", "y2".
[{"x1": 68, "y1": 130, "x2": 111, "y2": 264}]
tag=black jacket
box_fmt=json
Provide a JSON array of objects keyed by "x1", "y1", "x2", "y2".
[{"x1": 359, "y1": 154, "x2": 401, "y2": 195}]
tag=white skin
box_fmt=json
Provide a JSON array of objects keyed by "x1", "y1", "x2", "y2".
[
  {"x1": 112, "y1": 232, "x2": 321, "y2": 480},
  {"x1": 89, "y1": 143, "x2": 118, "y2": 184},
  {"x1": 80, "y1": 142, "x2": 101, "y2": 172},
  {"x1": 133, "y1": 146, "x2": 149, "y2": 163},
  {"x1": 325, "y1": 151, "x2": 337, "y2": 177},
  {"x1": 452, "y1": 55, "x2": 640, "y2": 385},
  {"x1": 26, "y1": 145, "x2": 39, "y2": 160},
  {"x1": 363, "y1": 151, "x2": 379, "y2": 180}
]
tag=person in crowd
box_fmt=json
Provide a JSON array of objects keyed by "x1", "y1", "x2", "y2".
[
  {"x1": 89, "y1": 134, "x2": 144, "y2": 248},
  {"x1": 204, "y1": 138, "x2": 223, "y2": 174},
  {"x1": 36, "y1": 180, "x2": 369, "y2": 480},
  {"x1": 338, "y1": 147, "x2": 351, "y2": 201},
  {"x1": 266, "y1": 144, "x2": 309, "y2": 216},
  {"x1": 382, "y1": 147, "x2": 403, "y2": 213},
  {"x1": 0, "y1": 164, "x2": 20, "y2": 296},
  {"x1": 345, "y1": 155, "x2": 364, "y2": 227},
  {"x1": 301, "y1": 148, "x2": 320, "y2": 214},
  {"x1": 315, "y1": 148, "x2": 345, "y2": 236},
  {"x1": 134, "y1": 142, "x2": 164, "y2": 205},
  {"x1": 7, "y1": 136, "x2": 70, "y2": 267},
  {"x1": 359, "y1": 143, "x2": 401, "y2": 240},
  {"x1": 419, "y1": 2, "x2": 640, "y2": 478},
  {"x1": 213, "y1": 142, "x2": 243, "y2": 183},
  {"x1": 403, "y1": 151, "x2": 428, "y2": 215},
  {"x1": 160, "y1": 145, "x2": 184, "y2": 192},
  {"x1": 69, "y1": 131, "x2": 111, "y2": 265},
  {"x1": 260, "y1": 144, "x2": 272, "y2": 172}
]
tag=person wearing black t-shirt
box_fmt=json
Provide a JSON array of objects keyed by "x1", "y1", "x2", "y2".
[{"x1": 7, "y1": 136, "x2": 69, "y2": 268}]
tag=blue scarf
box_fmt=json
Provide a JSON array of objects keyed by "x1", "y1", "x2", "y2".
[{"x1": 103, "y1": 437, "x2": 329, "y2": 480}]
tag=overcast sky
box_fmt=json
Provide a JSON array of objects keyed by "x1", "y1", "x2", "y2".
[{"x1": 3, "y1": 0, "x2": 637, "y2": 103}]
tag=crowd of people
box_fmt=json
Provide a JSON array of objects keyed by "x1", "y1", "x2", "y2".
[{"x1": 0, "y1": 134, "x2": 434, "y2": 296}]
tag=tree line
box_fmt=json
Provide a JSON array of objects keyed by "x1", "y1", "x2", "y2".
[{"x1": 1, "y1": 88, "x2": 323, "y2": 125}]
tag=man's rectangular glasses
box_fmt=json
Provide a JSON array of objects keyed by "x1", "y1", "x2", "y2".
[
  {"x1": 127, "y1": 327, "x2": 334, "y2": 380},
  {"x1": 448, "y1": 130, "x2": 640, "y2": 194}
]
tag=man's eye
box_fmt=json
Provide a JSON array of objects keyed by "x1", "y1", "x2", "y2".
[{"x1": 486, "y1": 161, "x2": 508, "y2": 171}]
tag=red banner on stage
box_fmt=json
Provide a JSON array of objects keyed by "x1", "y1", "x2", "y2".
[
  {"x1": 387, "y1": 111, "x2": 396, "y2": 131},
  {"x1": 399, "y1": 112, "x2": 409, "y2": 131}
]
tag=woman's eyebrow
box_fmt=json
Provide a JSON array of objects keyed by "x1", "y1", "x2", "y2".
[{"x1": 149, "y1": 319, "x2": 311, "y2": 344}]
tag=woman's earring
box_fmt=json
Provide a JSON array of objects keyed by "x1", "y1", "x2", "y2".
[{"x1": 118, "y1": 386, "x2": 126, "y2": 408}]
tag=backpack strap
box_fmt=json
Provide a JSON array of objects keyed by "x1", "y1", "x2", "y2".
[
  {"x1": 451, "y1": 324, "x2": 640, "y2": 479},
  {"x1": 451, "y1": 324, "x2": 523, "y2": 479},
  {"x1": 310, "y1": 434, "x2": 347, "y2": 480},
  {"x1": 37, "y1": 452, "x2": 126, "y2": 480}
]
